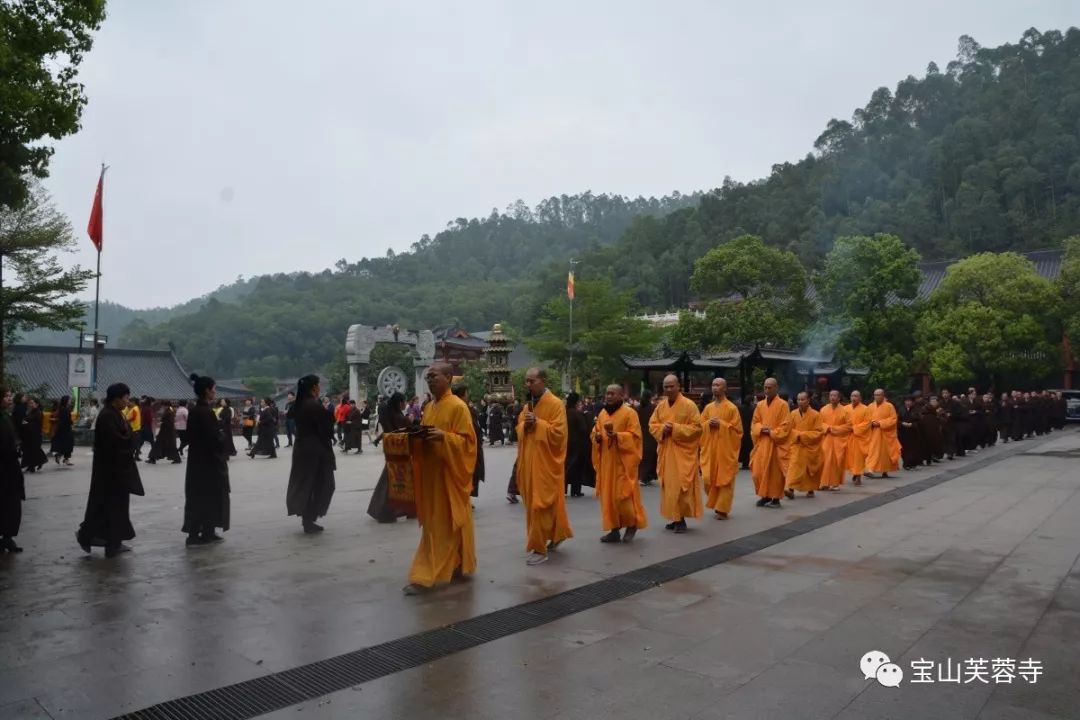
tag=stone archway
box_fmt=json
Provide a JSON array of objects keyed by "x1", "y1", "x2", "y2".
[{"x1": 345, "y1": 324, "x2": 436, "y2": 401}]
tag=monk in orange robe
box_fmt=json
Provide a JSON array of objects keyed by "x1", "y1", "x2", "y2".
[
  {"x1": 847, "y1": 390, "x2": 872, "y2": 486},
  {"x1": 784, "y1": 392, "x2": 824, "y2": 499},
  {"x1": 404, "y1": 363, "x2": 477, "y2": 595},
  {"x1": 751, "y1": 377, "x2": 791, "y2": 508},
  {"x1": 700, "y1": 377, "x2": 743, "y2": 519},
  {"x1": 592, "y1": 384, "x2": 648, "y2": 543},
  {"x1": 865, "y1": 388, "x2": 901, "y2": 477},
  {"x1": 649, "y1": 374, "x2": 702, "y2": 533},
  {"x1": 819, "y1": 389, "x2": 851, "y2": 490},
  {"x1": 517, "y1": 367, "x2": 573, "y2": 565}
]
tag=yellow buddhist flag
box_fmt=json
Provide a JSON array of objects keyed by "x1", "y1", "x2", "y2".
[{"x1": 567, "y1": 270, "x2": 575, "y2": 300}]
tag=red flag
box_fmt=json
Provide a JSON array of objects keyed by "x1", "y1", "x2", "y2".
[
  {"x1": 567, "y1": 270, "x2": 575, "y2": 301},
  {"x1": 87, "y1": 169, "x2": 104, "y2": 251}
]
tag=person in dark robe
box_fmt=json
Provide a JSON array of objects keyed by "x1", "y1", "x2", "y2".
[
  {"x1": 1035, "y1": 391, "x2": 1052, "y2": 435},
  {"x1": 248, "y1": 398, "x2": 278, "y2": 458},
  {"x1": 738, "y1": 394, "x2": 756, "y2": 470},
  {"x1": 284, "y1": 392, "x2": 297, "y2": 447},
  {"x1": 183, "y1": 374, "x2": 230, "y2": 545},
  {"x1": 1020, "y1": 392, "x2": 1035, "y2": 438},
  {"x1": 49, "y1": 395, "x2": 76, "y2": 466},
  {"x1": 939, "y1": 389, "x2": 965, "y2": 459},
  {"x1": 452, "y1": 384, "x2": 485, "y2": 500},
  {"x1": 981, "y1": 393, "x2": 997, "y2": 447},
  {"x1": 146, "y1": 402, "x2": 182, "y2": 464},
  {"x1": 341, "y1": 400, "x2": 365, "y2": 454},
  {"x1": 368, "y1": 392, "x2": 412, "y2": 521},
  {"x1": 507, "y1": 401, "x2": 521, "y2": 444},
  {"x1": 1, "y1": 388, "x2": 25, "y2": 553},
  {"x1": 564, "y1": 392, "x2": 594, "y2": 498},
  {"x1": 1010, "y1": 391, "x2": 1027, "y2": 440},
  {"x1": 286, "y1": 375, "x2": 336, "y2": 533},
  {"x1": 19, "y1": 398, "x2": 47, "y2": 473},
  {"x1": 11, "y1": 393, "x2": 27, "y2": 446},
  {"x1": 637, "y1": 390, "x2": 658, "y2": 485},
  {"x1": 76, "y1": 383, "x2": 144, "y2": 558},
  {"x1": 898, "y1": 396, "x2": 923, "y2": 470},
  {"x1": 488, "y1": 403, "x2": 505, "y2": 446},
  {"x1": 962, "y1": 389, "x2": 980, "y2": 452},
  {"x1": 997, "y1": 393, "x2": 1013, "y2": 443},
  {"x1": 240, "y1": 398, "x2": 256, "y2": 449},
  {"x1": 218, "y1": 398, "x2": 237, "y2": 457},
  {"x1": 920, "y1": 396, "x2": 944, "y2": 464}
]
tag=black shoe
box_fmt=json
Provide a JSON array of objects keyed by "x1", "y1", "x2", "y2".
[
  {"x1": 756, "y1": 497, "x2": 769, "y2": 507},
  {"x1": 203, "y1": 532, "x2": 224, "y2": 543},
  {"x1": 186, "y1": 533, "x2": 207, "y2": 546},
  {"x1": 784, "y1": 489, "x2": 795, "y2": 500},
  {"x1": 105, "y1": 544, "x2": 132, "y2": 558},
  {"x1": 75, "y1": 531, "x2": 91, "y2": 554},
  {"x1": 623, "y1": 527, "x2": 637, "y2": 542},
  {"x1": 601, "y1": 530, "x2": 622, "y2": 543},
  {"x1": 767, "y1": 499, "x2": 781, "y2": 508},
  {"x1": 0, "y1": 537, "x2": 22, "y2": 553},
  {"x1": 673, "y1": 520, "x2": 687, "y2": 534},
  {"x1": 146, "y1": 458, "x2": 156, "y2": 464},
  {"x1": 171, "y1": 459, "x2": 182, "y2": 464},
  {"x1": 665, "y1": 521, "x2": 678, "y2": 530},
  {"x1": 303, "y1": 523, "x2": 324, "y2": 534},
  {"x1": 570, "y1": 492, "x2": 584, "y2": 498}
]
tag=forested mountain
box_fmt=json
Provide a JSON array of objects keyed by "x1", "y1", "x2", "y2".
[
  {"x1": 108, "y1": 27, "x2": 1080, "y2": 377},
  {"x1": 559, "y1": 28, "x2": 1080, "y2": 314},
  {"x1": 17, "y1": 278, "x2": 257, "y2": 347},
  {"x1": 119, "y1": 192, "x2": 700, "y2": 376}
]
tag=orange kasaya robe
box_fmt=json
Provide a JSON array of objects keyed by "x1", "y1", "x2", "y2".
[
  {"x1": 408, "y1": 393, "x2": 477, "y2": 588},
  {"x1": 517, "y1": 390, "x2": 574, "y2": 554},
  {"x1": 649, "y1": 394, "x2": 703, "y2": 521},
  {"x1": 865, "y1": 400, "x2": 901, "y2": 473},
  {"x1": 785, "y1": 407, "x2": 824, "y2": 492},
  {"x1": 847, "y1": 402, "x2": 872, "y2": 477},
  {"x1": 591, "y1": 403, "x2": 648, "y2": 531},
  {"x1": 750, "y1": 396, "x2": 791, "y2": 499},
  {"x1": 819, "y1": 403, "x2": 852, "y2": 488},
  {"x1": 700, "y1": 398, "x2": 743, "y2": 514}
]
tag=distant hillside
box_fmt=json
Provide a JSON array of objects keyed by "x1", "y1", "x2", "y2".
[
  {"x1": 120, "y1": 192, "x2": 701, "y2": 377},
  {"x1": 17, "y1": 278, "x2": 257, "y2": 347},
  {"x1": 560, "y1": 27, "x2": 1080, "y2": 312}
]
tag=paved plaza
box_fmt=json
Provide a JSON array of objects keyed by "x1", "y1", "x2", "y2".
[{"x1": 1, "y1": 429, "x2": 1078, "y2": 719}]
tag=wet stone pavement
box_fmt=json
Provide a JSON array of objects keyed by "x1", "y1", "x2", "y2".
[{"x1": 1, "y1": 429, "x2": 1078, "y2": 719}]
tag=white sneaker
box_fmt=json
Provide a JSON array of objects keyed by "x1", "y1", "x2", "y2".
[{"x1": 526, "y1": 551, "x2": 548, "y2": 566}]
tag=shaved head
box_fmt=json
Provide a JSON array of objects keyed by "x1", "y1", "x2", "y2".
[
  {"x1": 604, "y1": 384, "x2": 624, "y2": 406},
  {"x1": 797, "y1": 391, "x2": 810, "y2": 410},
  {"x1": 763, "y1": 377, "x2": 778, "y2": 399},
  {"x1": 711, "y1": 377, "x2": 727, "y2": 400},
  {"x1": 425, "y1": 362, "x2": 454, "y2": 398},
  {"x1": 525, "y1": 367, "x2": 547, "y2": 398},
  {"x1": 851, "y1": 390, "x2": 862, "y2": 404},
  {"x1": 662, "y1": 374, "x2": 681, "y2": 402},
  {"x1": 873, "y1": 388, "x2": 885, "y2": 403},
  {"x1": 829, "y1": 389, "x2": 841, "y2": 405}
]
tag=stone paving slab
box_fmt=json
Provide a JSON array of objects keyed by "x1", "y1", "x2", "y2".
[
  {"x1": 0, "y1": 430, "x2": 1076, "y2": 718},
  {"x1": 253, "y1": 430, "x2": 1078, "y2": 720}
]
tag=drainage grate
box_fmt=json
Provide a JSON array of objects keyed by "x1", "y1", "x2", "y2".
[{"x1": 111, "y1": 436, "x2": 1044, "y2": 720}]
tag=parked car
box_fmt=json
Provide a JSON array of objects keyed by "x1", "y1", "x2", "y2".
[{"x1": 1050, "y1": 389, "x2": 1080, "y2": 422}]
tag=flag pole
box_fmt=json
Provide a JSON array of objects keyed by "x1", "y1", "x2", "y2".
[{"x1": 89, "y1": 164, "x2": 107, "y2": 395}]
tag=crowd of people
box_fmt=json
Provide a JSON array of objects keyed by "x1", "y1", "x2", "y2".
[{"x1": 0, "y1": 371, "x2": 1072, "y2": 598}]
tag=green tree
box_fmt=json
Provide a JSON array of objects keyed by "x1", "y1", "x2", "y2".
[
  {"x1": 914, "y1": 252, "x2": 1061, "y2": 385},
  {"x1": 527, "y1": 277, "x2": 653, "y2": 388},
  {"x1": 0, "y1": 0, "x2": 108, "y2": 208},
  {"x1": 674, "y1": 235, "x2": 812, "y2": 351},
  {"x1": 817, "y1": 234, "x2": 922, "y2": 389},
  {"x1": 1059, "y1": 236, "x2": 1080, "y2": 342},
  {"x1": 243, "y1": 376, "x2": 276, "y2": 398},
  {"x1": 458, "y1": 361, "x2": 488, "y2": 403},
  {"x1": 1, "y1": 181, "x2": 93, "y2": 379}
]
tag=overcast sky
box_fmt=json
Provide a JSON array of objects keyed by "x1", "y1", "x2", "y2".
[{"x1": 43, "y1": 0, "x2": 1079, "y2": 309}]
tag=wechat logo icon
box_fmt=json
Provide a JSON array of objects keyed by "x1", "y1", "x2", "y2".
[{"x1": 861, "y1": 650, "x2": 904, "y2": 687}]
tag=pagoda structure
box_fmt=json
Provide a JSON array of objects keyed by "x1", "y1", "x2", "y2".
[{"x1": 483, "y1": 323, "x2": 514, "y2": 405}]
